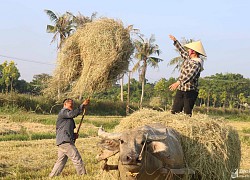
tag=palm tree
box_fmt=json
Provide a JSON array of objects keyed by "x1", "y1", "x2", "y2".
[
  {"x1": 133, "y1": 34, "x2": 163, "y2": 108},
  {"x1": 45, "y1": 10, "x2": 75, "y2": 99},
  {"x1": 119, "y1": 25, "x2": 138, "y2": 103},
  {"x1": 168, "y1": 38, "x2": 193, "y2": 72},
  {"x1": 44, "y1": 10, "x2": 75, "y2": 49},
  {"x1": 168, "y1": 37, "x2": 206, "y2": 72},
  {"x1": 70, "y1": 12, "x2": 97, "y2": 28}
]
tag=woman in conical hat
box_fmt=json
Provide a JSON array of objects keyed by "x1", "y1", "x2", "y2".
[{"x1": 168, "y1": 34, "x2": 206, "y2": 116}]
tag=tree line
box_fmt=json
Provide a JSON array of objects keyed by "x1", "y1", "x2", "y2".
[
  {"x1": 97, "y1": 73, "x2": 250, "y2": 109},
  {"x1": 0, "y1": 61, "x2": 51, "y2": 94},
  {"x1": 0, "y1": 60, "x2": 249, "y2": 110}
]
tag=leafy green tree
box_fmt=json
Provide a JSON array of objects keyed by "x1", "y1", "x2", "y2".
[
  {"x1": 15, "y1": 80, "x2": 31, "y2": 93},
  {"x1": 211, "y1": 93, "x2": 218, "y2": 107},
  {"x1": 0, "y1": 64, "x2": 4, "y2": 92},
  {"x1": 30, "y1": 73, "x2": 52, "y2": 95},
  {"x1": 124, "y1": 78, "x2": 141, "y2": 104},
  {"x1": 45, "y1": 10, "x2": 98, "y2": 49},
  {"x1": 92, "y1": 83, "x2": 120, "y2": 102},
  {"x1": 198, "y1": 89, "x2": 207, "y2": 107},
  {"x1": 44, "y1": 10, "x2": 75, "y2": 49},
  {"x1": 154, "y1": 78, "x2": 168, "y2": 102},
  {"x1": 239, "y1": 93, "x2": 247, "y2": 105},
  {"x1": 201, "y1": 73, "x2": 250, "y2": 108},
  {"x1": 1, "y1": 61, "x2": 20, "y2": 93},
  {"x1": 246, "y1": 96, "x2": 250, "y2": 105},
  {"x1": 133, "y1": 34, "x2": 163, "y2": 108},
  {"x1": 153, "y1": 77, "x2": 177, "y2": 108},
  {"x1": 220, "y1": 91, "x2": 227, "y2": 108},
  {"x1": 143, "y1": 81, "x2": 154, "y2": 102},
  {"x1": 118, "y1": 91, "x2": 128, "y2": 102},
  {"x1": 1, "y1": 61, "x2": 9, "y2": 92}
]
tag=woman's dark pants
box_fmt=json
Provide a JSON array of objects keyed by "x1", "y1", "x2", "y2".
[{"x1": 171, "y1": 90, "x2": 198, "y2": 116}]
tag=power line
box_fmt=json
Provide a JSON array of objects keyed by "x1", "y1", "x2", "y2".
[{"x1": 0, "y1": 54, "x2": 55, "y2": 66}]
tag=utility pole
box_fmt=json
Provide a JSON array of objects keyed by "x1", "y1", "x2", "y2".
[
  {"x1": 126, "y1": 71, "x2": 131, "y2": 116},
  {"x1": 120, "y1": 74, "x2": 124, "y2": 102}
]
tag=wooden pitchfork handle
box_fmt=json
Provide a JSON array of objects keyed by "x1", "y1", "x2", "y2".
[
  {"x1": 74, "y1": 108, "x2": 86, "y2": 143},
  {"x1": 76, "y1": 108, "x2": 86, "y2": 134}
]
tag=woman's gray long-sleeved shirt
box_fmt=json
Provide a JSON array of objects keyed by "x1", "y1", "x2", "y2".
[{"x1": 55, "y1": 104, "x2": 83, "y2": 146}]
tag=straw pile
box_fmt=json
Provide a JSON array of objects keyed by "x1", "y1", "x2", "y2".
[
  {"x1": 114, "y1": 109, "x2": 241, "y2": 180},
  {"x1": 46, "y1": 18, "x2": 134, "y2": 97}
]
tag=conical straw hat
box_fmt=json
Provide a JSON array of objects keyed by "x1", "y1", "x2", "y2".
[{"x1": 184, "y1": 41, "x2": 207, "y2": 57}]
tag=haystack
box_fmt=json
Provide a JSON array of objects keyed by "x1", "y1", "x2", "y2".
[
  {"x1": 114, "y1": 109, "x2": 241, "y2": 180},
  {"x1": 46, "y1": 18, "x2": 134, "y2": 97}
]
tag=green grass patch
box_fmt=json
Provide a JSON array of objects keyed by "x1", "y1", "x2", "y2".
[
  {"x1": 224, "y1": 114, "x2": 250, "y2": 122},
  {"x1": 241, "y1": 135, "x2": 250, "y2": 146},
  {"x1": 242, "y1": 128, "x2": 250, "y2": 134},
  {"x1": 1, "y1": 123, "x2": 53, "y2": 141},
  {"x1": 1, "y1": 111, "x2": 123, "y2": 127},
  {"x1": 0, "y1": 134, "x2": 30, "y2": 141},
  {"x1": 0, "y1": 112, "x2": 57, "y2": 125},
  {"x1": 0, "y1": 133, "x2": 55, "y2": 141},
  {"x1": 241, "y1": 128, "x2": 250, "y2": 145},
  {"x1": 84, "y1": 118, "x2": 120, "y2": 130},
  {"x1": 30, "y1": 133, "x2": 55, "y2": 140},
  {"x1": 208, "y1": 113, "x2": 250, "y2": 122}
]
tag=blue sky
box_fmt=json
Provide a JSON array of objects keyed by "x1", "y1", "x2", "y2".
[{"x1": 0, "y1": 0, "x2": 249, "y2": 82}]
